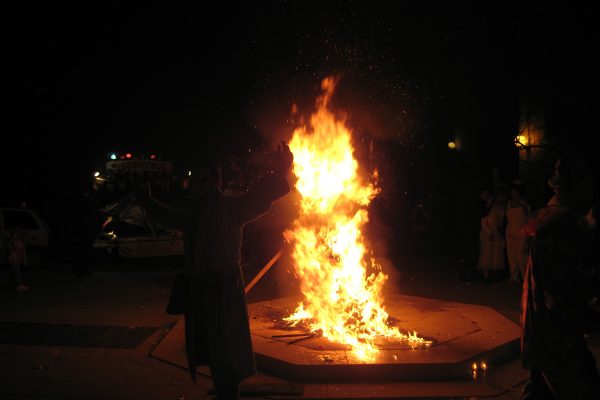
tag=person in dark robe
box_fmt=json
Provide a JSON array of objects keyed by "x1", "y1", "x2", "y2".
[
  {"x1": 70, "y1": 177, "x2": 102, "y2": 277},
  {"x1": 138, "y1": 143, "x2": 293, "y2": 399},
  {"x1": 520, "y1": 155, "x2": 600, "y2": 399}
]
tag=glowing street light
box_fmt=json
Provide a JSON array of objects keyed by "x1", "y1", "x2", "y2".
[
  {"x1": 447, "y1": 141, "x2": 456, "y2": 150},
  {"x1": 514, "y1": 135, "x2": 529, "y2": 148}
]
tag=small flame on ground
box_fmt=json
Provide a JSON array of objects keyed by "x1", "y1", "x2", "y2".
[{"x1": 284, "y1": 77, "x2": 431, "y2": 361}]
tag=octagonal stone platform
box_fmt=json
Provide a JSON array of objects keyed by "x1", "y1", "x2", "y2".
[{"x1": 248, "y1": 295, "x2": 520, "y2": 382}]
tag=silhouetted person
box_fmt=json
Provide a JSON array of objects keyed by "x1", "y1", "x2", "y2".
[
  {"x1": 462, "y1": 187, "x2": 492, "y2": 282},
  {"x1": 97, "y1": 180, "x2": 120, "y2": 208},
  {"x1": 521, "y1": 155, "x2": 600, "y2": 399},
  {"x1": 70, "y1": 178, "x2": 101, "y2": 277},
  {"x1": 138, "y1": 143, "x2": 293, "y2": 399},
  {"x1": 478, "y1": 189, "x2": 507, "y2": 284},
  {"x1": 5, "y1": 228, "x2": 29, "y2": 291},
  {"x1": 505, "y1": 180, "x2": 531, "y2": 284}
]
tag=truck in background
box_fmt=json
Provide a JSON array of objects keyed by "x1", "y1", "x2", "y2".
[{"x1": 92, "y1": 152, "x2": 185, "y2": 258}]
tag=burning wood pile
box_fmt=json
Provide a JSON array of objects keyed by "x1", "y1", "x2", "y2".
[{"x1": 283, "y1": 77, "x2": 431, "y2": 361}]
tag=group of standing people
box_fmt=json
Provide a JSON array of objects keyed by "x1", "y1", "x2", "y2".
[
  {"x1": 474, "y1": 155, "x2": 600, "y2": 399},
  {"x1": 477, "y1": 180, "x2": 531, "y2": 284}
]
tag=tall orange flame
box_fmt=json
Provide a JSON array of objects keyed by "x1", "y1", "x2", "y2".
[{"x1": 285, "y1": 77, "x2": 429, "y2": 360}]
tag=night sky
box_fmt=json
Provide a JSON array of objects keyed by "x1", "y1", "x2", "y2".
[{"x1": 5, "y1": 1, "x2": 598, "y2": 216}]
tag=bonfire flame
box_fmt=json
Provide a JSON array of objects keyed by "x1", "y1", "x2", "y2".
[{"x1": 284, "y1": 77, "x2": 430, "y2": 360}]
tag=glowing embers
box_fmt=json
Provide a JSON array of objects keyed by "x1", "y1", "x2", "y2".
[
  {"x1": 284, "y1": 77, "x2": 430, "y2": 360},
  {"x1": 270, "y1": 307, "x2": 433, "y2": 352}
]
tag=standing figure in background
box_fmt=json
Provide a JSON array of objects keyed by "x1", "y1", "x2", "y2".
[
  {"x1": 478, "y1": 189, "x2": 507, "y2": 284},
  {"x1": 505, "y1": 180, "x2": 531, "y2": 284},
  {"x1": 8, "y1": 228, "x2": 29, "y2": 291},
  {"x1": 471, "y1": 188, "x2": 494, "y2": 282},
  {"x1": 546, "y1": 158, "x2": 562, "y2": 206},
  {"x1": 70, "y1": 178, "x2": 101, "y2": 277}
]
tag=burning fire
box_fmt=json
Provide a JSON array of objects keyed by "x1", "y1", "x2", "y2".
[{"x1": 284, "y1": 77, "x2": 430, "y2": 360}]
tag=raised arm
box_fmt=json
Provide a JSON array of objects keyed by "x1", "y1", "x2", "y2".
[
  {"x1": 233, "y1": 173, "x2": 290, "y2": 224},
  {"x1": 232, "y1": 142, "x2": 293, "y2": 225}
]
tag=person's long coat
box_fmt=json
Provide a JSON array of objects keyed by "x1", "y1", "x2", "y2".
[
  {"x1": 142, "y1": 174, "x2": 290, "y2": 382},
  {"x1": 521, "y1": 206, "x2": 599, "y2": 374}
]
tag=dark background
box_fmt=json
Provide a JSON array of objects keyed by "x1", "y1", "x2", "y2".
[{"x1": 4, "y1": 1, "x2": 598, "y2": 259}]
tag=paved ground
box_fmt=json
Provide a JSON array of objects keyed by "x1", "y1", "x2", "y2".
[{"x1": 0, "y1": 252, "x2": 596, "y2": 399}]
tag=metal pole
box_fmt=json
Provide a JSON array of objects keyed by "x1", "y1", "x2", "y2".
[{"x1": 244, "y1": 249, "x2": 283, "y2": 294}]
